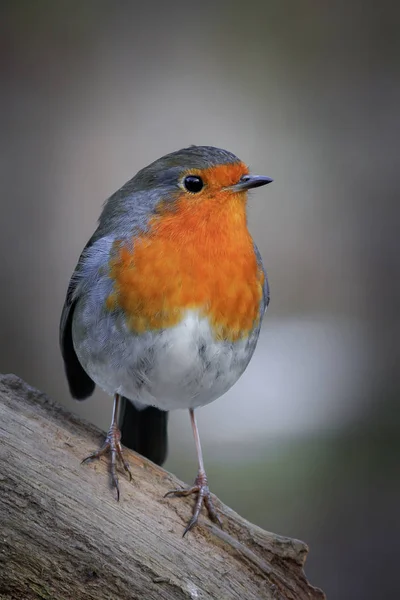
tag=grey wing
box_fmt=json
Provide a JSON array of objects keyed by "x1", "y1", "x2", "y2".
[
  {"x1": 60, "y1": 235, "x2": 98, "y2": 400},
  {"x1": 254, "y1": 243, "x2": 270, "y2": 315}
]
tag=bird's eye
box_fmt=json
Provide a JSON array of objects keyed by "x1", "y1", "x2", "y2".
[{"x1": 183, "y1": 175, "x2": 204, "y2": 193}]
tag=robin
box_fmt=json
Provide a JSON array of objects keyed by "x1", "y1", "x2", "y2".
[{"x1": 60, "y1": 145, "x2": 272, "y2": 535}]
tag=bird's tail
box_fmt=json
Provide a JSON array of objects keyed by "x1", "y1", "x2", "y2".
[{"x1": 118, "y1": 396, "x2": 168, "y2": 466}]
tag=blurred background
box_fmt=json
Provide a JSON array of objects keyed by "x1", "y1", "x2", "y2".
[{"x1": 1, "y1": 1, "x2": 399, "y2": 598}]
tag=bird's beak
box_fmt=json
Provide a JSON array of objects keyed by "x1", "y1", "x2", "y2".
[{"x1": 228, "y1": 175, "x2": 273, "y2": 193}]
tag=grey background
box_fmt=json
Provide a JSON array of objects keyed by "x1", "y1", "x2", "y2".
[{"x1": 1, "y1": 2, "x2": 399, "y2": 599}]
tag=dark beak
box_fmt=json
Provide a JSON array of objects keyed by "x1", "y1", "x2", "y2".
[{"x1": 229, "y1": 174, "x2": 273, "y2": 192}]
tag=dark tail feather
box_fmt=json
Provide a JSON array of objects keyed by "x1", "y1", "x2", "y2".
[{"x1": 118, "y1": 396, "x2": 168, "y2": 466}]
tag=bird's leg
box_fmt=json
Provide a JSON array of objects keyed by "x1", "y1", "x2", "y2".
[
  {"x1": 165, "y1": 408, "x2": 222, "y2": 535},
  {"x1": 81, "y1": 393, "x2": 131, "y2": 500}
]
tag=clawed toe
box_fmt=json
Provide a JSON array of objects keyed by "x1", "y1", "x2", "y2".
[
  {"x1": 165, "y1": 472, "x2": 222, "y2": 535},
  {"x1": 81, "y1": 423, "x2": 131, "y2": 500}
]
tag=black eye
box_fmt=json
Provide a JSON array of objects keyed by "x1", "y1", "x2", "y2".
[{"x1": 183, "y1": 175, "x2": 204, "y2": 193}]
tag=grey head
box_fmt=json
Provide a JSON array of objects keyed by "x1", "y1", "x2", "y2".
[
  {"x1": 96, "y1": 146, "x2": 243, "y2": 238},
  {"x1": 132, "y1": 145, "x2": 242, "y2": 189},
  {"x1": 96, "y1": 145, "x2": 274, "y2": 240}
]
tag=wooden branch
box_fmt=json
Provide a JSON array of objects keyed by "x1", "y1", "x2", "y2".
[{"x1": 0, "y1": 374, "x2": 325, "y2": 600}]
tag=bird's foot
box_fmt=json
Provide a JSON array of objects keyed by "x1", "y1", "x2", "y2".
[
  {"x1": 81, "y1": 422, "x2": 132, "y2": 500},
  {"x1": 165, "y1": 470, "x2": 222, "y2": 536}
]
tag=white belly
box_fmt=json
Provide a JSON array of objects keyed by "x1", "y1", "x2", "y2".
[{"x1": 73, "y1": 307, "x2": 259, "y2": 411}]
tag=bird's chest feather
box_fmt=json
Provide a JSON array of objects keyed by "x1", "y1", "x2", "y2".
[{"x1": 105, "y1": 196, "x2": 264, "y2": 342}]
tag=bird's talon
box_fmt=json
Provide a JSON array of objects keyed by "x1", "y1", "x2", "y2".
[
  {"x1": 164, "y1": 487, "x2": 186, "y2": 498},
  {"x1": 118, "y1": 453, "x2": 132, "y2": 480},
  {"x1": 165, "y1": 474, "x2": 221, "y2": 534},
  {"x1": 112, "y1": 479, "x2": 120, "y2": 501},
  {"x1": 214, "y1": 513, "x2": 223, "y2": 528},
  {"x1": 81, "y1": 424, "x2": 131, "y2": 498},
  {"x1": 81, "y1": 448, "x2": 104, "y2": 464},
  {"x1": 183, "y1": 517, "x2": 197, "y2": 537}
]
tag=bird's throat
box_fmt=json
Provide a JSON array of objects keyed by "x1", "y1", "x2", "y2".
[{"x1": 106, "y1": 195, "x2": 264, "y2": 341}]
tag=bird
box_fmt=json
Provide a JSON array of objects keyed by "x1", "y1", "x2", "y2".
[{"x1": 60, "y1": 145, "x2": 272, "y2": 535}]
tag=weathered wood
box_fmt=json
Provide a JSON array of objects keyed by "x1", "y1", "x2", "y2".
[{"x1": 0, "y1": 374, "x2": 325, "y2": 600}]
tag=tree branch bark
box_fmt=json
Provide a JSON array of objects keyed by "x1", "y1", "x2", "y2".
[{"x1": 0, "y1": 374, "x2": 325, "y2": 600}]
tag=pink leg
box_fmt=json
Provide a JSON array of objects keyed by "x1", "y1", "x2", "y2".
[
  {"x1": 82, "y1": 393, "x2": 132, "y2": 500},
  {"x1": 165, "y1": 408, "x2": 222, "y2": 535}
]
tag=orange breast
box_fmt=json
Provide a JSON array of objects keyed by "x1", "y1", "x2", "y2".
[{"x1": 106, "y1": 177, "x2": 264, "y2": 342}]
